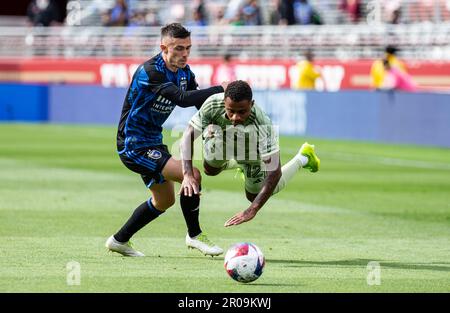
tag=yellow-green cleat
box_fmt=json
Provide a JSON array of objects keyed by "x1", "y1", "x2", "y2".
[
  {"x1": 186, "y1": 233, "x2": 223, "y2": 257},
  {"x1": 299, "y1": 142, "x2": 320, "y2": 173}
]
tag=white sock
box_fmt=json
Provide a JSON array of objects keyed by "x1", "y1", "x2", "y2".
[
  {"x1": 272, "y1": 154, "x2": 305, "y2": 195},
  {"x1": 297, "y1": 154, "x2": 309, "y2": 167}
]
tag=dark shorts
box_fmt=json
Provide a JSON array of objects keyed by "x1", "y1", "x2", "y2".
[{"x1": 119, "y1": 145, "x2": 172, "y2": 188}]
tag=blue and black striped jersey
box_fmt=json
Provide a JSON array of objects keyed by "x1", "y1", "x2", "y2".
[{"x1": 117, "y1": 53, "x2": 223, "y2": 152}]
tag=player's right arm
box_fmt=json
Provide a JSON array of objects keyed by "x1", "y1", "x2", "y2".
[
  {"x1": 179, "y1": 96, "x2": 219, "y2": 196},
  {"x1": 179, "y1": 124, "x2": 202, "y2": 196}
]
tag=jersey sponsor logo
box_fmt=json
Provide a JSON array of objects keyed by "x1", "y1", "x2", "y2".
[
  {"x1": 147, "y1": 149, "x2": 162, "y2": 159},
  {"x1": 152, "y1": 95, "x2": 175, "y2": 114}
]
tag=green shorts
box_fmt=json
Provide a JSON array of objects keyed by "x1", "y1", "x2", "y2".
[{"x1": 204, "y1": 158, "x2": 267, "y2": 195}]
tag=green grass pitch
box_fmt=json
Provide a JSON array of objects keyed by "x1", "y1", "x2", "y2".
[{"x1": 0, "y1": 123, "x2": 449, "y2": 292}]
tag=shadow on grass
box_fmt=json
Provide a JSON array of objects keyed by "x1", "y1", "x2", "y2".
[
  {"x1": 243, "y1": 283, "x2": 303, "y2": 287},
  {"x1": 267, "y1": 258, "x2": 450, "y2": 272}
]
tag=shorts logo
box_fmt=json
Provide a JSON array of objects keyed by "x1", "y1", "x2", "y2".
[{"x1": 147, "y1": 149, "x2": 162, "y2": 159}]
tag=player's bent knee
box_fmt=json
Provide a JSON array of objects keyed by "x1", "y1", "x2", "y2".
[
  {"x1": 203, "y1": 161, "x2": 222, "y2": 176},
  {"x1": 204, "y1": 166, "x2": 221, "y2": 176}
]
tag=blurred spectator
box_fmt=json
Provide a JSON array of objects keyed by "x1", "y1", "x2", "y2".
[
  {"x1": 370, "y1": 45, "x2": 408, "y2": 90},
  {"x1": 241, "y1": 0, "x2": 263, "y2": 25},
  {"x1": 224, "y1": 0, "x2": 247, "y2": 22},
  {"x1": 230, "y1": 11, "x2": 245, "y2": 26},
  {"x1": 128, "y1": 10, "x2": 146, "y2": 27},
  {"x1": 269, "y1": 0, "x2": 282, "y2": 25},
  {"x1": 213, "y1": 54, "x2": 236, "y2": 85},
  {"x1": 187, "y1": 10, "x2": 207, "y2": 26},
  {"x1": 27, "y1": 0, "x2": 62, "y2": 26},
  {"x1": 339, "y1": 0, "x2": 362, "y2": 23},
  {"x1": 211, "y1": 6, "x2": 228, "y2": 25},
  {"x1": 390, "y1": 7, "x2": 402, "y2": 24},
  {"x1": 280, "y1": 0, "x2": 322, "y2": 25},
  {"x1": 103, "y1": 0, "x2": 129, "y2": 26},
  {"x1": 381, "y1": 0, "x2": 403, "y2": 24},
  {"x1": 128, "y1": 9, "x2": 160, "y2": 27},
  {"x1": 295, "y1": 50, "x2": 321, "y2": 90},
  {"x1": 382, "y1": 59, "x2": 417, "y2": 92},
  {"x1": 143, "y1": 9, "x2": 160, "y2": 26},
  {"x1": 188, "y1": 0, "x2": 208, "y2": 26}
]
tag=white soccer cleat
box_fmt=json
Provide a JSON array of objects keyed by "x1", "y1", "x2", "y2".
[
  {"x1": 186, "y1": 233, "x2": 224, "y2": 257},
  {"x1": 105, "y1": 235, "x2": 145, "y2": 257}
]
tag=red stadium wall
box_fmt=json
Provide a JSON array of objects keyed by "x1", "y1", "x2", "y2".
[{"x1": 0, "y1": 58, "x2": 449, "y2": 91}]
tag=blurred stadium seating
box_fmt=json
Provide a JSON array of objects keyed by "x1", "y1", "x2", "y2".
[
  {"x1": 0, "y1": 23, "x2": 449, "y2": 60},
  {"x1": 0, "y1": 1, "x2": 449, "y2": 90},
  {"x1": 62, "y1": 0, "x2": 450, "y2": 26},
  {"x1": 0, "y1": 0, "x2": 449, "y2": 60}
]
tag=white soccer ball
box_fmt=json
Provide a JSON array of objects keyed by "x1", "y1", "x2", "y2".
[{"x1": 224, "y1": 242, "x2": 265, "y2": 283}]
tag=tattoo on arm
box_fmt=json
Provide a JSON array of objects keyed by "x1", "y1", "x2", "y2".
[
  {"x1": 250, "y1": 154, "x2": 282, "y2": 212},
  {"x1": 180, "y1": 125, "x2": 201, "y2": 175}
]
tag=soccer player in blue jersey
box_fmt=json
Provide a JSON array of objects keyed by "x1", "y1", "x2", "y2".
[{"x1": 105, "y1": 23, "x2": 227, "y2": 257}]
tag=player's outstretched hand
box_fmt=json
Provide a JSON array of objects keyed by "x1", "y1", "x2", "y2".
[
  {"x1": 179, "y1": 174, "x2": 200, "y2": 197},
  {"x1": 224, "y1": 208, "x2": 257, "y2": 227}
]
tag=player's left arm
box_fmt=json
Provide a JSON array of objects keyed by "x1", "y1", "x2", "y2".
[{"x1": 224, "y1": 152, "x2": 282, "y2": 227}]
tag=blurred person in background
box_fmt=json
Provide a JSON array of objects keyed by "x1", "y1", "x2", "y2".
[
  {"x1": 370, "y1": 45, "x2": 408, "y2": 90},
  {"x1": 27, "y1": 0, "x2": 62, "y2": 26},
  {"x1": 187, "y1": 0, "x2": 208, "y2": 26},
  {"x1": 381, "y1": 0, "x2": 403, "y2": 24},
  {"x1": 187, "y1": 10, "x2": 207, "y2": 26},
  {"x1": 241, "y1": 0, "x2": 264, "y2": 25},
  {"x1": 295, "y1": 49, "x2": 321, "y2": 90},
  {"x1": 338, "y1": 0, "x2": 362, "y2": 23},
  {"x1": 223, "y1": 0, "x2": 246, "y2": 23},
  {"x1": 269, "y1": 0, "x2": 283, "y2": 25},
  {"x1": 213, "y1": 54, "x2": 237, "y2": 85},
  {"x1": 102, "y1": 0, "x2": 129, "y2": 26},
  {"x1": 382, "y1": 59, "x2": 417, "y2": 92},
  {"x1": 280, "y1": 0, "x2": 322, "y2": 25}
]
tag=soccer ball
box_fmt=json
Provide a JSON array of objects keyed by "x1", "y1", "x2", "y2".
[{"x1": 224, "y1": 242, "x2": 265, "y2": 283}]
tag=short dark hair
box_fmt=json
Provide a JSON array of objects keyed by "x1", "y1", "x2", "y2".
[
  {"x1": 161, "y1": 23, "x2": 191, "y2": 39},
  {"x1": 385, "y1": 45, "x2": 398, "y2": 55},
  {"x1": 224, "y1": 80, "x2": 253, "y2": 102}
]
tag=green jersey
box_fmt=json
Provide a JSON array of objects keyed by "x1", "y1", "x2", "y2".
[{"x1": 190, "y1": 93, "x2": 279, "y2": 163}]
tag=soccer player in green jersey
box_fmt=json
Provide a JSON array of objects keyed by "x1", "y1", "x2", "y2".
[{"x1": 179, "y1": 80, "x2": 320, "y2": 226}]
